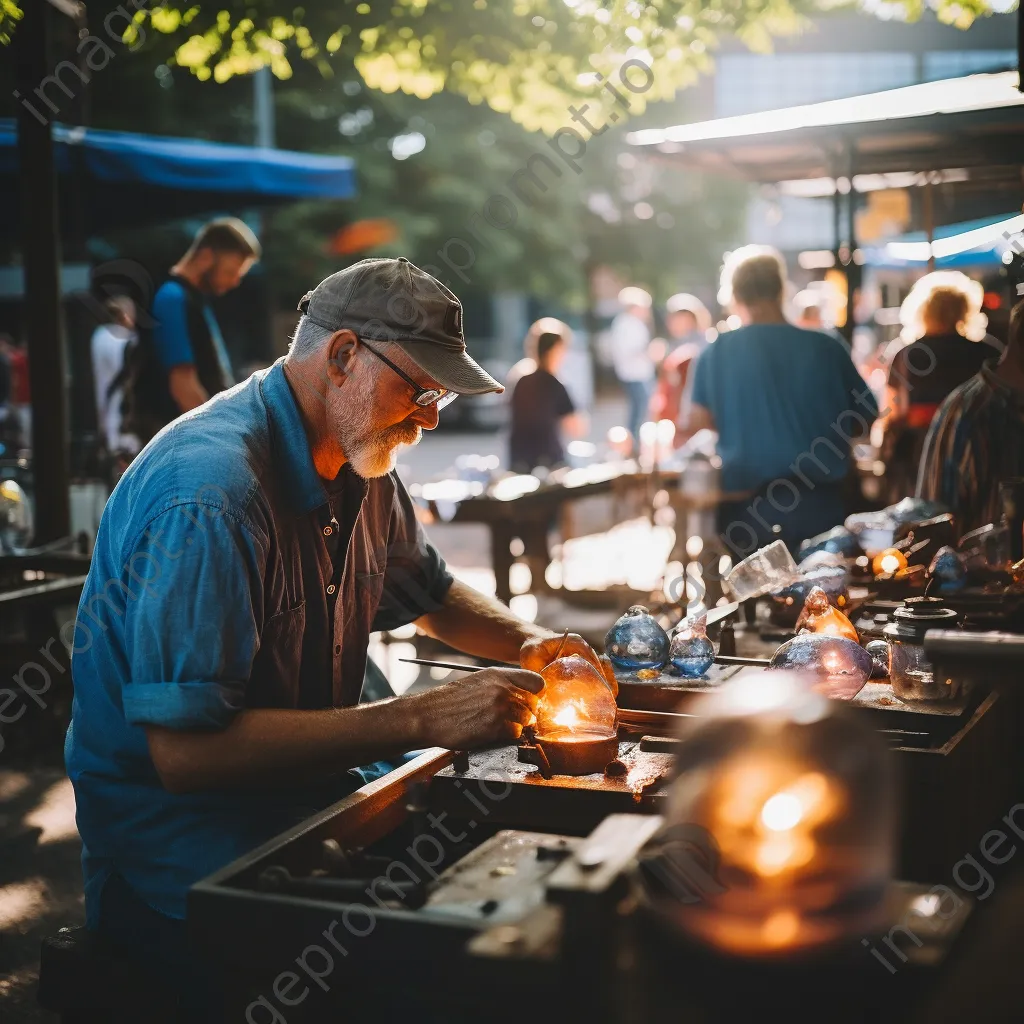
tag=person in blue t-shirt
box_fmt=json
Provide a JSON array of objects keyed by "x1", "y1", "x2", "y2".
[
  {"x1": 133, "y1": 219, "x2": 260, "y2": 442},
  {"x1": 684, "y1": 245, "x2": 878, "y2": 559}
]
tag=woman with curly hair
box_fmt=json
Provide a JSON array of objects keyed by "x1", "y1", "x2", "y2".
[{"x1": 880, "y1": 271, "x2": 999, "y2": 499}]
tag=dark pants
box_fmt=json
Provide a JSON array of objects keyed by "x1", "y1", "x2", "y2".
[
  {"x1": 97, "y1": 871, "x2": 223, "y2": 1022},
  {"x1": 716, "y1": 478, "x2": 847, "y2": 561}
]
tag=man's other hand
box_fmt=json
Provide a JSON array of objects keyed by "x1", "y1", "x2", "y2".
[
  {"x1": 520, "y1": 632, "x2": 599, "y2": 674},
  {"x1": 414, "y1": 668, "x2": 544, "y2": 749}
]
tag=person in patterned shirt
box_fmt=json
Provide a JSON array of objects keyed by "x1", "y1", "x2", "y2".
[{"x1": 917, "y1": 297, "x2": 1024, "y2": 535}]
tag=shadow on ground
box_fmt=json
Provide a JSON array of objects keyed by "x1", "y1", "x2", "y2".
[{"x1": 0, "y1": 768, "x2": 83, "y2": 1024}]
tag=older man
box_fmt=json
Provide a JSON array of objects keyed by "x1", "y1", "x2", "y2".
[{"x1": 66, "y1": 257, "x2": 564, "y2": 1009}]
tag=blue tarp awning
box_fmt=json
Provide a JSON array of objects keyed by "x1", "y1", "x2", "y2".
[
  {"x1": 862, "y1": 211, "x2": 1023, "y2": 270},
  {"x1": 0, "y1": 120, "x2": 356, "y2": 233}
]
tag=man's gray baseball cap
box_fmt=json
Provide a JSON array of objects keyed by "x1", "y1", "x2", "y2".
[{"x1": 297, "y1": 257, "x2": 503, "y2": 396}]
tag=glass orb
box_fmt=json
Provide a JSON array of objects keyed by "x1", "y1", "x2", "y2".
[
  {"x1": 604, "y1": 604, "x2": 669, "y2": 674},
  {"x1": 927, "y1": 545, "x2": 968, "y2": 594},
  {"x1": 649, "y1": 671, "x2": 895, "y2": 958},
  {"x1": 798, "y1": 525, "x2": 860, "y2": 559},
  {"x1": 669, "y1": 613, "x2": 715, "y2": 678},
  {"x1": 872, "y1": 547, "x2": 908, "y2": 577},
  {"x1": 534, "y1": 654, "x2": 618, "y2": 741},
  {"x1": 864, "y1": 639, "x2": 890, "y2": 679},
  {"x1": 769, "y1": 635, "x2": 872, "y2": 700}
]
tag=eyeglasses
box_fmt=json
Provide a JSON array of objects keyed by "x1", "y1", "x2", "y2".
[{"x1": 359, "y1": 339, "x2": 457, "y2": 410}]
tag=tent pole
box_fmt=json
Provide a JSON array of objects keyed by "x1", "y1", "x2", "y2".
[
  {"x1": 15, "y1": 1, "x2": 71, "y2": 544},
  {"x1": 924, "y1": 175, "x2": 936, "y2": 271},
  {"x1": 1018, "y1": 1, "x2": 1023, "y2": 94}
]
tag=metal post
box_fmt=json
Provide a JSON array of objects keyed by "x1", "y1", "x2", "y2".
[
  {"x1": 1018, "y1": 1, "x2": 1024, "y2": 94},
  {"x1": 841, "y1": 146, "x2": 861, "y2": 347},
  {"x1": 254, "y1": 66, "x2": 276, "y2": 148},
  {"x1": 924, "y1": 175, "x2": 936, "y2": 271},
  {"x1": 15, "y1": 1, "x2": 71, "y2": 544}
]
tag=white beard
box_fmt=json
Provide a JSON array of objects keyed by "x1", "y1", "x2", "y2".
[{"x1": 337, "y1": 390, "x2": 422, "y2": 479}]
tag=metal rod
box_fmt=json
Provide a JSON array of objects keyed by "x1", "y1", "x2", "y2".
[
  {"x1": 402, "y1": 652, "x2": 770, "y2": 674},
  {"x1": 552, "y1": 627, "x2": 570, "y2": 661},
  {"x1": 400, "y1": 657, "x2": 491, "y2": 673}
]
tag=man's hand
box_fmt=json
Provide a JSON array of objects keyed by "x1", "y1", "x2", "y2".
[
  {"x1": 520, "y1": 633, "x2": 618, "y2": 697},
  {"x1": 412, "y1": 667, "x2": 544, "y2": 749},
  {"x1": 520, "y1": 632, "x2": 598, "y2": 674}
]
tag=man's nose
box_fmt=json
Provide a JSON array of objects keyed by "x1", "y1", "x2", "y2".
[{"x1": 410, "y1": 403, "x2": 440, "y2": 430}]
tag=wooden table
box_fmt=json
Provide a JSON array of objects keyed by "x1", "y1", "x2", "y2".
[
  {"x1": 410, "y1": 464, "x2": 739, "y2": 606},
  {"x1": 410, "y1": 463, "x2": 678, "y2": 605}
]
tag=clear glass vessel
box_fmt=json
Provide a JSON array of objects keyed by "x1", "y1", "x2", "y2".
[
  {"x1": 882, "y1": 597, "x2": 961, "y2": 701},
  {"x1": 669, "y1": 613, "x2": 715, "y2": 677}
]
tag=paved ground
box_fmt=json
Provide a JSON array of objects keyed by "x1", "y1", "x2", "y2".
[{"x1": 0, "y1": 396, "x2": 644, "y2": 1022}]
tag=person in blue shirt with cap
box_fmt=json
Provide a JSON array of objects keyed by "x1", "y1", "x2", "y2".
[{"x1": 66, "y1": 257, "x2": 561, "y2": 1015}]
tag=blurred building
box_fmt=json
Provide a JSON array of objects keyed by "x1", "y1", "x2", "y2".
[{"x1": 693, "y1": 11, "x2": 1018, "y2": 261}]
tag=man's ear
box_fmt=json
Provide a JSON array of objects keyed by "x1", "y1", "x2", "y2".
[{"x1": 325, "y1": 330, "x2": 360, "y2": 388}]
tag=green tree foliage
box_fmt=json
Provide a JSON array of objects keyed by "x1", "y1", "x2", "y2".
[{"x1": 3, "y1": 1, "x2": 1009, "y2": 131}]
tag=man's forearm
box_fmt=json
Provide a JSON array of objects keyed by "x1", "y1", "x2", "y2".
[
  {"x1": 146, "y1": 698, "x2": 427, "y2": 794},
  {"x1": 415, "y1": 578, "x2": 553, "y2": 664}
]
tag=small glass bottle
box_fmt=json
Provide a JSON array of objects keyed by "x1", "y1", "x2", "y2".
[{"x1": 882, "y1": 597, "x2": 960, "y2": 702}]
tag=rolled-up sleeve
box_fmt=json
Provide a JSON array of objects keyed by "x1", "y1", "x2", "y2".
[
  {"x1": 120, "y1": 503, "x2": 265, "y2": 730},
  {"x1": 373, "y1": 476, "x2": 454, "y2": 632}
]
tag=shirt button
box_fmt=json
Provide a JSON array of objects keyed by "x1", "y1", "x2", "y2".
[
  {"x1": 334, "y1": 644, "x2": 342, "y2": 655},
  {"x1": 323, "y1": 525, "x2": 333, "y2": 536},
  {"x1": 327, "y1": 584, "x2": 337, "y2": 595}
]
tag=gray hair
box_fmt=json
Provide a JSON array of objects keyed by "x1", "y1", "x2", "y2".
[{"x1": 289, "y1": 316, "x2": 337, "y2": 357}]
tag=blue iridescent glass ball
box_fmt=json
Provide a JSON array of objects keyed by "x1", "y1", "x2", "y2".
[
  {"x1": 769, "y1": 634, "x2": 873, "y2": 700},
  {"x1": 799, "y1": 526, "x2": 861, "y2": 559},
  {"x1": 928, "y1": 545, "x2": 968, "y2": 594},
  {"x1": 605, "y1": 604, "x2": 670, "y2": 673},
  {"x1": 668, "y1": 614, "x2": 715, "y2": 678}
]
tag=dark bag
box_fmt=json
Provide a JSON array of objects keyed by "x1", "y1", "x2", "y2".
[{"x1": 116, "y1": 276, "x2": 230, "y2": 445}]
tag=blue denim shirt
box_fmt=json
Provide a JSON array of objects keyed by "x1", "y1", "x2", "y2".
[{"x1": 65, "y1": 360, "x2": 452, "y2": 923}]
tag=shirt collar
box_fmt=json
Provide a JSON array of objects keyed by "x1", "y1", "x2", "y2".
[{"x1": 260, "y1": 359, "x2": 334, "y2": 515}]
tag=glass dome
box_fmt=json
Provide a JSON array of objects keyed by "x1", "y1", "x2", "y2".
[
  {"x1": 534, "y1": 654, "x2": 618, "y2": 741},
  {"x1": 648, "y1": 671, "x2": 895, "y2": 958}
]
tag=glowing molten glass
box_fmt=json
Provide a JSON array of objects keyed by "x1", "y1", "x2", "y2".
[
  {"x1": 535, "y1": 654, "x2": 618, "y2": 741},
  {"x1": 872, "y1": 548, "x2": 907, "y2": 576},
  {"x1": 795, "y1": 586, "x2": 859, "y2": 643}
]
